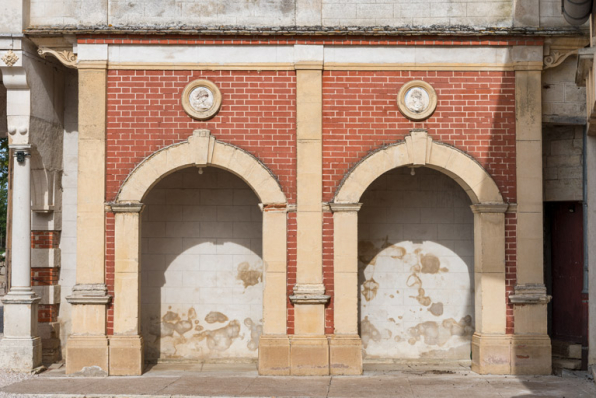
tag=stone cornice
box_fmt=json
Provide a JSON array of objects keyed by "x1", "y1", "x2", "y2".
[
  {"x1": 24, "y1": 25, "x2": 585, "y2": 37},
  {"x1": 509, "y1": 284, "x2": 552, "y2": 305}
]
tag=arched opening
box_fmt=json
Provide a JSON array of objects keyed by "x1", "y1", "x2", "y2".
[
  {"x1": 358, "y1": 167, "x2": 474, "y2": 364},
  {"x1": 140, "y1": 166, "x2": 264, "y2": 363}
]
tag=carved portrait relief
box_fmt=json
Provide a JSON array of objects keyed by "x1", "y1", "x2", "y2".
[
  {"x1": 397, "y1": 81, "x2": 438, "y2": 121},
  {"x1": 182, "y1": 79, "x2": 222, "y2": 120}
]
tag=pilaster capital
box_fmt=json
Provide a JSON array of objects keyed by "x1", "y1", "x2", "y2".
[
  {"x1": 66, "y1": 284, "x2": 111, "y2": 305},
  {"x1": 329, "y1": 203, "x2": 362, "y2": 213},
  {"x1": 109, "y1": 202, "x2": 145, "y2": 214},
  {"x1": 259, "y1": 203, "x2": 288, "y2": 213},
  {"x1": 2, "y1": 288, "x2": 40, "y2": 305},
  {"x1": 8, "y1": 143, "x2": 32, "y2": 152},
  {"x1": 470, "y1": 203, "x2": 509, "y2": 214},
  {"x1": 289, "y1": 283, "x2": 330, "y2": 305},
  {"x1": 509, "y1": 284, "x2": 551, "y2": 305}
]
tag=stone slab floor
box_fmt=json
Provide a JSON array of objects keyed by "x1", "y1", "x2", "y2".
[{"x1": 0, "y1": 364, "x2": 595, "y2": 398}]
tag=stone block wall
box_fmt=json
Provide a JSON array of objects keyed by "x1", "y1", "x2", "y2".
[
  {"x1": 543, "y1": 56, "x2": 586, "y2": 125},
  {"x1": 543, "y1": 125, "x2": 584, "y2": 202},
  {"x1": 140, "y1": 167, "x2": 263, "y2": 361},
  {"x1": 358, "y1": 167, "x2": 475, "y2": 361}
]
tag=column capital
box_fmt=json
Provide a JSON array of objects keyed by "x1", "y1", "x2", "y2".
[
  {"x1": 329, "y1": 203, "x2": 362, "y2": 213},
  {"x1": 66, "y1": 283, "x2": 111, "y2": 305},
  {"x1": 8, "y1": 143, "x2": 31, "y2": 151},
  {"x1": 109, "y1": 202, "x2": 144, "y2": 213},
  {"x1": 470, "y1": 203, "x2": 510, "y2": 214}
]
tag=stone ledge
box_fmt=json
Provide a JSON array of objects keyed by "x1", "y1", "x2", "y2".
[
  {"x1": 66, "y1": 284, "x2": 111, "y2": 305},
  {"x1": 509, "y1": 284, "x2": 552, "y2": 304}
]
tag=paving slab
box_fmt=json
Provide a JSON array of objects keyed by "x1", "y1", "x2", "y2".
[{"x1": 0, "y1": 366, "x2": 595, "y2": 398}]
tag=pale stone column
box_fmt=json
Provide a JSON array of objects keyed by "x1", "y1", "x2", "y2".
[
  {"x1": 289, "y1": 45, "x2": 330, "y2": 376},
  {"x1": 470, "y1": 204, "x2": 510, "y2": 374},
  {"x1": 258, "y1": 205, "x2": 290, "y2": 375},
  {"x1": 329, "y1": 203, "x2": 362, "y2": 375},
  {"x1": 0, "y1": 145, "x2": 42, "y2": 371},
  {"x1": 509, "y1": 70, "x2": 551, "y2": 375},
  {"x1": 109, "y1": 203, "x2": 144, "y2": 375},
  {"x1": 65, "y1": 51, "x2": 111, "y2": 375}
]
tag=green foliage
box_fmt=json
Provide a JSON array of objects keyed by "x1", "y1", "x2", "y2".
[{"x1": 0, "y1": 137, "x2": 7, "y2": 249}]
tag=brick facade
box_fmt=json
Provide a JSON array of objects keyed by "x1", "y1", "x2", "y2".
[{"x1": 103, "y1": 49, "x2": 518, "y2": 338}]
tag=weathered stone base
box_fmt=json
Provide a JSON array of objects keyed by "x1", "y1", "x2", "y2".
[
  {"x1": 472, "y1": 333, "x2": 512, "y2": 374},
  {"x1": 290, "y1": 336, "x2": 329, "y2": 376},
  {"x1": 329, "y1": 335, "x2": 362, "y2": 375},
  {"x1": 258, "y1": 335, "x2": 290, "y2": 375},
  {"x1": 65, "y1": 336, "x2": 109, "y2": 375},
  {"x1": 472, "y1": 333, "x2": 552, "y2": 375},
  {"x1": 0, "y1": 337, "x2": 42, "y2": 371},
  {"x1": 109, "y1": 335, "x2": 144, "y2": 376},
  {"x1": 511, "y1": 335, "x2": 551, "y2": 375},
  {"x1": 39, "y1": 322, "x2": 61, "y2": 364}
]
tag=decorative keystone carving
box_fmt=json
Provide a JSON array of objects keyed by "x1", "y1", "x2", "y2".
[
  {"x1": 544, "y1": 49, "x2": 578, "y2": 70},
  {"x1": 66, "y1": 284, "x2": 111, "y2": 305},
  {"x1": 290, "y1": 284, "x2": 330, "y2": 305},
  {"x1": 188, "y1": 129, "x2": 216, "y2": 166},
  {"x1": 405, "y1": 129, "x2": 432, "y2": 166},
  {"x1": 37, "y1": 47, "x2": 77, "y2": 69},
  {"x1": 509, "y1": 284, "x2": 551, "y2": 304},
  {"x1": 1, "y1": 50, "x2": 18, "y2": 67}
]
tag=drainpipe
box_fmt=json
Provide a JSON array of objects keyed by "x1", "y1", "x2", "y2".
[{"x1": 562, "y1": 0, "x2": 593, "y2": 25}]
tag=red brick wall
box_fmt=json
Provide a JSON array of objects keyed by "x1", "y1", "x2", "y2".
[
  {"x1": 106, "y1": 70, "x2": 296, "y2": 202},
  {"x1": 505, "y1": 213, "x2": 518, "y2": 334},
  {"x1": 105, "y1": 67, "x2": 518, "y2": 336},
  {"x1": 322, "y1": 70, "x2": 517, "y2": 203},
  {"x1": 31, "y1": 231, "x2": 60, "y2": 249}
]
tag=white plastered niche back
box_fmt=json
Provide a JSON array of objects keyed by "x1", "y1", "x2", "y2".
[
  {"x1": 140, "y1": 167, "x2": 263, "y2": 362},
  {"x1": 358, "y1": 167, "x2": 474, "y2": 362}
]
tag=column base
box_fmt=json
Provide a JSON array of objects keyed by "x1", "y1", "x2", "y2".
[
  {"x1": 511, "y1": 335, "x2": 551, "y2": 375},
  {"x1": 329, "y1": 335, "x2": 362, "y2": 375},
  {"x1": 258, "y1": 335, "x2": 290, "y2": 376},
  {"x1": 290, "y1": 335, "x2": 329, "y2": 376},
  {"x1": 65, "y1": 336, "x2": 109, "y2": 375},
  {"x1": 471, "y1": 333, "x2": 512, "y2": 375},
  {"x1": 109, "y1": 335, "x2": 144, "y2": 376},
  {"x1": 0, "y1": 337, "x2": 42, "y2": 371}
]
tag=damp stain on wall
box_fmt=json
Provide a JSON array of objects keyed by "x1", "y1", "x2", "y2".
[
  {"x1": 236, "y1": 262, "x2": 263, "y2": 289},
  {"x1": 205, "y1": 311, "x2": 229, "y2": 324},
  {"x1": 244, "y1": 318, "x2": 263, "y2": 351}
]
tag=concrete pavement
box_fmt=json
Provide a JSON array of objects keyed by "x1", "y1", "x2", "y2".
[{"x1": 0, "y1": 364, "x2": 595, "y2": 397}]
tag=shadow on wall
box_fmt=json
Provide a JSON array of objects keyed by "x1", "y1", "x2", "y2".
[
  {"x1": 358, "y1": 167, "x2": 475, "y2": 362},
  {"x1": 140, "y1": 167, "x2": 264, "y2": 363}
]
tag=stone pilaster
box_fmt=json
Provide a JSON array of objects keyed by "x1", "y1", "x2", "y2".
[
  {"x1": 329, "y1": 203, "x2": 362, "y2": 375},
  {"x1": 511, "y1": 69, "x2": 551, "y2": 375},
  {"x1": 65, "y1": 48, "x2": 111, "y2": 375},
  {"x1": 109, "y1": 202, "x2": 144, "y2": 376},
  {"x1": 290, "y1": 44, "x2": 330, "y2": 376}
]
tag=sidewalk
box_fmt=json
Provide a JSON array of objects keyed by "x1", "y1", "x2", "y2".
[{"x1": 0, "y1": 364, "x2": 595, "y2": 398}]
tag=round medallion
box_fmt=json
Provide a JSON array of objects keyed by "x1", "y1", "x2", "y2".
[
  {"x1": 182, "y1": 79, "x2": 222, "y2": 120},
  {"x1": 397, "y1": 81, "x2": 437, "y2": 121}
]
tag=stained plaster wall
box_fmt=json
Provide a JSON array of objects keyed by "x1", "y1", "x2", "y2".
[
  {"x1": 140, "y1": 167, "x2": 264, "y2": 362},
  {"x1": 26, "y1": 0, "x2": 571, "y2": 28},
  {"x1": 543, "y1": 125, "x2": 584, "y2": 202},
  {"x1": 357, "y1": 167, "x2": 475, "y2": 361}
]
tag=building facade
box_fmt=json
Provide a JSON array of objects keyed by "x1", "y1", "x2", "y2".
[{"x1": 0, "y1": 0, "x2": 592, "y2": 376}]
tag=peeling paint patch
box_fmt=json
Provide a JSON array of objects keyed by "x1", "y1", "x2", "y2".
[
  {"x1": 205, "y1": 311, "x2": 229, "y2": 324},
  {"x1": 196, "y1": 320, "x2": 241, "y2": 351},
  {"x1": 362, "y1": 278, "x2": 380, "y2": 301},
  {"x1": 236, "y1": 262, "x2": 263, "y2": 289},
  {"x1": 361, "y1": 316, "x2": 381, "y2": 349},
  {"x1": 428, "y1": 302, "x2": 444, "y2": 316},
  {"x1": 410, "y1": 288, "x2": 431, "y2": 307},
  {"x1": 244, "y1": 318, "x2": 263, "y2": 351}
]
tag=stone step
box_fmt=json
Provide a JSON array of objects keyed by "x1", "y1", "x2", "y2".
[
  {"x1": 552, "y1": 356, "x2": 582, "y2": 373},
  {"x1": 552, "y1": 339, "x2": 583, "y2": 359}
]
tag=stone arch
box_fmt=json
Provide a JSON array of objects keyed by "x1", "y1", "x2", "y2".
[
  {"x1": 116, "y1": 129, "x2": 286, "y2": 205},
  {"x1": 334, "y1": 129, "x2": 504, "y2": 205},
  {"x1": 331, "y1": 130, "x2": 509, "y2": 375},
  {"x1": 109, "y1": 129, "x2": 288, "y2": 375}
]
